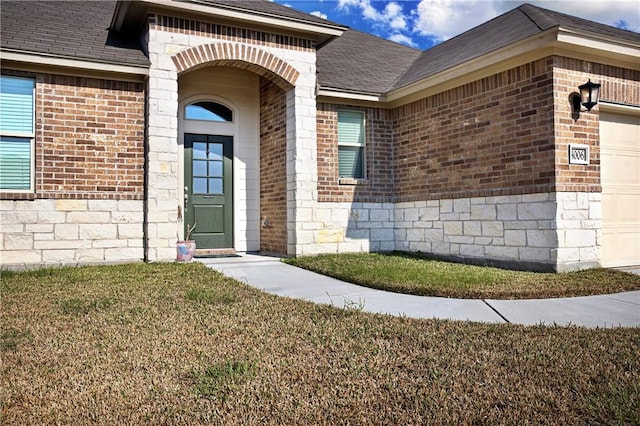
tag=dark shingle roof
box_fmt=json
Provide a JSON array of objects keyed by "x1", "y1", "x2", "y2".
[
  {"x1": 2, "y1": 1, "x2": 637, "y2": 94},
  {"x1": 317, "y1": 29, "x2": 421, "y2": 94},
  {"x1": 519, "y1": 3, "x2": 640, "y2": 44},
  {"x1": 390, "y1": 3, "x2": 640, "y2": 91},
  {"x1": 1, "y1": 1, "x2": 149, "y2": 67}
]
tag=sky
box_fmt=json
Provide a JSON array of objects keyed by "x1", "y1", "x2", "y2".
[{"x1": 271, "y1": 0, "x2": 640, "y2": 50}]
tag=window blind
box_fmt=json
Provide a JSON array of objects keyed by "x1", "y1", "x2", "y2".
[
  {"x1": 337, "y1": 110, "x2": 364, "y2": 146},
  {"x1": 338, "y1": 146, "x2": 364, "y2": 179},
  {"x1": 0, "y1": 137, "x2": 31, "y2": 190},
  {"x1": 0, "y1": 76, "x2": 35, "y2": 135}
]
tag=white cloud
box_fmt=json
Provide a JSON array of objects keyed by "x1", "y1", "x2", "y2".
[
  {"x1": 330, "y1": 0, "x2": 639, "y2": 50},
  {"x1": 390, "y1": 15, "x2": 408, "y2": 30},
  {"x1": 338, "y1": 0, "x2": 409, "y2": 26},
  {"x1": 388, "y1": 32, "x2": 417, "y2": 47},
  {"x1": 310, "y1": 10, "x2": 328, "y2": 20},
  {"x1": 413, "y1": 0, "x2": 640, "y2": 42},
  {"x1": 413, "y1": 0, "x2": 500, "y2": 41}
]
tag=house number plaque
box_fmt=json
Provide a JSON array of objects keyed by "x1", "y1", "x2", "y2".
[{"x1": 568, "y1": 144, "x2": 590, "y2": 165}]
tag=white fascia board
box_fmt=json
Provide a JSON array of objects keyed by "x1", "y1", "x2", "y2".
[
  {"x1": 599, "y1": 101, "x2": 640, "y2": 115},
  {"x1": 556, "y1": 29, "x2": 640, "y2": 60},
  {"x1": 1, "y1": 50, "x2": 149, "y2": 78},
  {"x1": 317, "y1": 88, "x2": 383, "y2": 103},
  {"x1": 139, "y1": 0, "x2": 345, "y2": 37}
]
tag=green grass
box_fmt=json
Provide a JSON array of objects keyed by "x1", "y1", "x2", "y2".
[
  {"x1": 1, "y1": 263, "x2": 638, "y2": 424},
  {"x1": 284, "y1": 252, "x2": 640, "y2": 299},
  {"x1": 190, "y1": 359, "x2": 256, "y2": 400}
]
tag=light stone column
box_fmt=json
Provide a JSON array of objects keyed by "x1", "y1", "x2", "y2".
[
  {"x1": 286, "y1": 77, "x2": 318, "y2": 256},
  {"x1": 146, "y1": 30, "x2": 180, "y2": 261}
]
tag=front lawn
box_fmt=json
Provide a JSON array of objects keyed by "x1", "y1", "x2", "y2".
[
  {"x1": 284, "y1": 253, "x2": 640, "y2": 299},
  {"x1": 1, "y1": 263, "x2": 639, "y2": 424}
]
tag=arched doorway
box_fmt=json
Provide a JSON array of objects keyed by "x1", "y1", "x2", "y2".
[
  {"x1": 178, "y1": 66, "x2": 259, "y2": 253},
  {"x1": 182, "y1": 101, "x2": 234, "y2": 249}
]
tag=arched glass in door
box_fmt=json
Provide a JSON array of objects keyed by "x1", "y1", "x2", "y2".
[{"x1": 185, "y1": 101, "x2": 233, "y2": 122}]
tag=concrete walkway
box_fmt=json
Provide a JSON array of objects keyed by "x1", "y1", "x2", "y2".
[{"x1": 200, "y1": 254, "x2": 640, "y2": 328}]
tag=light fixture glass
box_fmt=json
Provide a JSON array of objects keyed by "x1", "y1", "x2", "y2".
[{"x1": 578, "y1": 79, "x2": 601, "y2": 111}]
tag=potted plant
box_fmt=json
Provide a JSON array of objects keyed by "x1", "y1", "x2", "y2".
[{"x1": 176, "y1": 222, "x2": 197, "y2": 262}]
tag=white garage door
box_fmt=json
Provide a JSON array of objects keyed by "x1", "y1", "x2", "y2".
[{"x1": 600, "y1": 109, "x2": 640, "y2": 268}]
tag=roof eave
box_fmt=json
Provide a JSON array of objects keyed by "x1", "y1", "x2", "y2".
[
  {"x1": 1, "y1": 49, "x2": 149, "y2": 80},
  {"x1": 112, "y1": 0, "x2": 346, "y2": 44},
  {"x1": 317, "y1": 87, "x2": 385, "y2": 105},
  {"x1": 555, "y1": 26, "x2": 640, "y2": 60},
  {"x1": 384, "y1": 27, "x2": 640, "y2": 108}
]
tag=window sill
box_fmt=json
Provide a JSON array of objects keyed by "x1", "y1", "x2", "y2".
[
  {"x1": 339, "y1": 178, "x2": 367, "y2": 186},
  {"x1": 1, "y1": 192, "x2": 35, "y2": 200}
]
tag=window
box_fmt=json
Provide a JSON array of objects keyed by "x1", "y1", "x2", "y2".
[
  {"x1": 185, "y1": 101, "x2": 232, "y2": 122},
  {"x1": 338, "y1": 111, "x2": 365, "y2": 179},
  {"x1": 338, "y1": 110, "x2": 365, "y2": 179},
  {"x1": 0, "y1": 75, "x2": 35, "y2": 191}
]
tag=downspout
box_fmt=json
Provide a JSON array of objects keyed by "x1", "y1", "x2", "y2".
[{"x1": 143, "y1": 75, "x2": 150, "y2": 262}]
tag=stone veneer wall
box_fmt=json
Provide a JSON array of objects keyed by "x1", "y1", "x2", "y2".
[
  {"x1": 0, "y1": 72, "x2": 145, "y2": 268},
  {"x1": 1, "y1": 199, "x2": 144, "y2": 266},
  {"x1": 259, "y1": 77, "x2": 288, "y2": 254},
  {"x1": 395, "y1": 192, "x2": 602, "y2": 272},
  {"x1": 304, "y1": 192, "x2": 601, "y2": 271}
]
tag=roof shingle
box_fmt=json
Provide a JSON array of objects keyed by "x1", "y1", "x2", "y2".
[
  {"x1": 317, "y1": 29, "x2": 421, "y2": 94},
  {"x1": 1, "y1": 1, "x2": 148, "y2": 67},
  {"x1": 2, "y1": 1, "x2": 637, "y2": 94},
  {"x1": 390, "y1": 3, "x2": 640, "y2": 91}
]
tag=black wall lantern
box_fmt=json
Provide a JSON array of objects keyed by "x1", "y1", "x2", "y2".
[{"x1": 572, "y1": 79, "x2": 601, "y2": 112}]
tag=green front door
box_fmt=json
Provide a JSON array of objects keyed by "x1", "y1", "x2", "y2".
[{"x1": 184, "y1": 134, "x2": 233, "y2": 249}]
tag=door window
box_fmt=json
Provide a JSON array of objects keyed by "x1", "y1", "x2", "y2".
[{"x1": 193, "y1": 141, "x2": 224, "y2": 194}]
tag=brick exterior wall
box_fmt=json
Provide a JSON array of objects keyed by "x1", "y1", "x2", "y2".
[
  {"x1": 259, "y1": 77, "x2": 288, "y2": 254},
  {"x1": 393, "y1": 58, "x2": 555, "y2": 202},
  {"x1": 553, "y1": 56, "x2": 640, "y2": 193},
  {"x1": 317, "y1": 103, "x2": 394, "y2": 203},
  {"x1": 38, "y1": 75, "x2": 145, "y2": 199},
  {"x1": 152, "y1": 15, "x2": 315, "y2": 52},
  {"x1": 0, "y1": 73, "x2": 145, "y2": 201},
  {"x1": 316, "y1": 56, "x2": 639, "y2": 205}
]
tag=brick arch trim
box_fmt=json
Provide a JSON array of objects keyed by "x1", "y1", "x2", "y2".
[{"x1": 172, "y1": 43, "x2": 299, "y2": 89}]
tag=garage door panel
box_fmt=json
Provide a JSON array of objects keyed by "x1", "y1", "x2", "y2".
[
  {"x1": 602, "y1": 152, "x2": 639, "y2": 184},
  {"x1": 611, "y1": 192, "x2": 640, "y2": 223},
  {"x1": 600, "y1": 110, "x2": 640, "y2": 268},
  {"x1": 602, "y1": 230, "x2": 640, "y2": 265},
  {"x1": 603, "y1": 190, "x2": 640, "y2": 226}
]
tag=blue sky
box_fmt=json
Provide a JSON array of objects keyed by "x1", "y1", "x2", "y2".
[{"x1": 272, "y1": 0, "x2": 640, "y2": 50}]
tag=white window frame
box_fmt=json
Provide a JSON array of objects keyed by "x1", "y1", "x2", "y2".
[
  {"x1": 0, "y1": 75, "x2": 35, "y2": 193},
  {"x1": 337, "y1": 109, "x2": 366, "y2": 180}
]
